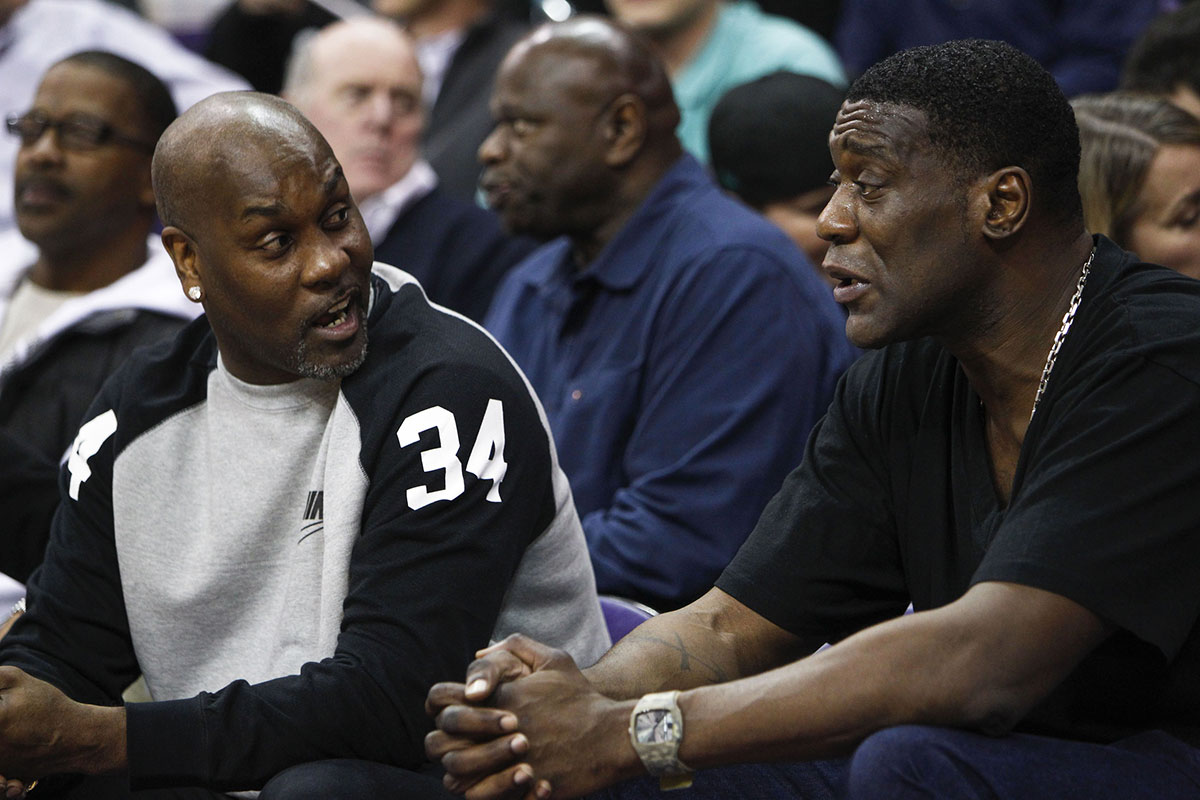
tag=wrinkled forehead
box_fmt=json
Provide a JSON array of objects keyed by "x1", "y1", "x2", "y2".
[
  {"x1": 188, "y1": 127, "x2": 339, "y2": 226},
  {"x1": 220, "y1": 138, "x2": 337, "y2": 198},
  {"x1": 829, "y1": 100, "x2": 931, "y2": 161},
  {"x1": 311, "y1": 28, "x2": 421, "y2": 91},
  {"x1": 500, "y1": 39, "x2": 612, "y2": 99}
]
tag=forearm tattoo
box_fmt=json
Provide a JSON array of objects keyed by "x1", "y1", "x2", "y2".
[{"x1": 623, "y1": 631, "x2": 729, "y2": 683}]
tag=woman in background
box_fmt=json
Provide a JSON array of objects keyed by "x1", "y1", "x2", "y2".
[{"x1": 1073, "y1": 92, "x2": 1200, "y2": 279}]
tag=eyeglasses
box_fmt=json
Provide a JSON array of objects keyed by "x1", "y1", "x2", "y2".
[{"x1": 5, "y1": 112, "x2": 155, "y2": 153}]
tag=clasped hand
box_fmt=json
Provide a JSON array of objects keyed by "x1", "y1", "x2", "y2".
[
  {"x1": 425, "y1": 634, "x2": 633, "y2": 800},
  {"x1": 0, "y1": 666, "x2": 91, "y2": 797}
]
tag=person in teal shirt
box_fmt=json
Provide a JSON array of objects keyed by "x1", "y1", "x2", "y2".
[{"x1": 606, "y1": 0, "x2": 846, "y2": 162}]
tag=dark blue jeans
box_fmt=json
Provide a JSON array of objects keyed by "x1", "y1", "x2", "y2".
[
  {"x1": 846, "y1": 725, "x2": 1200, "y2": 799},
  {"x1": 593, "y1": 725, "x2": 1200, "y2": 799}
]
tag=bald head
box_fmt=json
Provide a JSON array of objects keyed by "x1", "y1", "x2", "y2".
[
  {"x1": 479, "y1": 16, "x2": 681, "y2": 260},
  {"x1": 505, "y1": 16, "x2": 680, "y2": 144},
  {"x1": 152, "y1": 90, "x2": 374, "y2": 386},
  {"x1": 284, "y1": 17, "x2": 420, "y2": 103},
  {"x1": 153, "y1": 91, "x2": 330, "y2": 234},
  {"x1": 282, "y1": 17, "x2": 424, "y2": 202}
]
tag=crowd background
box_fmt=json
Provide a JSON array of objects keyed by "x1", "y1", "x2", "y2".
[
  {"x1": 4, "y1": 0, "x2": 1200, "y2": 618},
  {"x1": 0, "y1": 0, "x2": 1199, "y2": 795}
]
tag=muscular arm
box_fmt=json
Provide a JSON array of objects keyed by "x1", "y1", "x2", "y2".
[
  {"x1": 583, "y1": 588, "x2": 818, "y2": 699},
  {"x1": 430, "y1": 581, "x2": 1111, "y2": 799},
  {"x1": 676, "y1": 581, "x2": 1111, "y2": 767}
]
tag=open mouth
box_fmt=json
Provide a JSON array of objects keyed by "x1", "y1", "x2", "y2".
[
  {"x1": 312, "y1": 292, "x2": 360, "y2": 331},
  {"x1": 315, "y1": 296, "x2": 350, "y2": 327},
  {"x1": 827, "y1": 269, "x2": 871, "y2": 304}
]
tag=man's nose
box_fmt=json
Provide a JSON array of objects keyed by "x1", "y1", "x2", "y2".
[
  {"x1": 816, "y1": 188, "x2": 856, "y2": 244},
  {"x1": 22, "y1": 125, "x2": 66, "y2": 165},
  {"x1": 302, "y1": 231, "x2": 353, "y2": 288},
  {"x1": 364, "y1": 92, "x2": 397, "y2": 128},
  {"x1": 478, "y1": 126, "x2": 505, "y2": 165}
]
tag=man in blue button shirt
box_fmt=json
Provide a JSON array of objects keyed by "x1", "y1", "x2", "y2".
[{"x1": 480, "y1": 16, "x2": 856, "y2": 611}]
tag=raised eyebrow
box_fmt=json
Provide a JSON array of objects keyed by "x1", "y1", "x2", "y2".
[
  {"x1": 841, "y1": 137, "x2": 897, "y2": 163},
  {"x1": 324, "y1": 168, "x2": 346, "y2": 198},
  {"x1": 239, "y1": 201, "x2": 286, "y2": 222}
]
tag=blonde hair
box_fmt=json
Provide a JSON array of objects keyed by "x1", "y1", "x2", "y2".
[{"x1": 1072, "y1": 92, "x2": 1200, "y2": 244}]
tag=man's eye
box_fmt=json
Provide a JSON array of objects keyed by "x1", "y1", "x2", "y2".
[
  {"x1": 326, "y1": 207, "x2": 350, "y2": 226},
  {"x1": 510, "y1": 118, "x2": 534, "y2": 137},
  {"x1": 262, "y1": 234, "x2": 292, "y2": 252},
  {"x1": 855, "y1": 181, "x2": 882, "y2": 198},
  {"x1": 342, "y1": 86, "x2": 371, "y2": 106}
]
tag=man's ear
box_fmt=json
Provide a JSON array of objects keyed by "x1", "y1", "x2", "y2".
[
  {"x1": 604, "y1": 93, "x2": 647, "y2": 167},
  {"x1": 981, "y1": 167, "x2": 1031, "y2": 240},
  {"x1": 161, "y1": 226, "x2": 202, "y2": 300}
]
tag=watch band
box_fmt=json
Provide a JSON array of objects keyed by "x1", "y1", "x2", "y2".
[{"x1": 629, "y1": 690, "x2": 694, "y2": 790}]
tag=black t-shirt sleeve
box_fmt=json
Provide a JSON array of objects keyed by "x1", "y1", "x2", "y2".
[
  {"x1": 975, "y1": 353, "x2": 1200, "y2": 660},
  {"x1": 717, "y1": 351, "x2": 910, "y2": 644}
]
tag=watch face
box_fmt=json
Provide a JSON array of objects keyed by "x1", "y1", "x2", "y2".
[{"x1": 635, "y1": 709, "x2": 679, "y2": 744}]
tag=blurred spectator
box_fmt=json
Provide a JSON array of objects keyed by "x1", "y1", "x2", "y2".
[
  {"x1": 205, "y1": 0, "x2": 341, "y2": 93},
  {"x1": 1122, "y1": 2, "x2": 1200, "y2": 119},
  {"x1": 0, "y1": 52, "x2": 198, "y2": 583},
  {"x1": 835, "y1": 0, "x2": 1161, "y2": 97},
  {"x1": 284, "y1": 17, "x2": 535, "y2": 320},
  {"x1": 482, "y1": 18, "x2": 856, "y2": 610},
  {"x1": 206, "y1": 0, "x2": 526, "y2": 201},
  {"x1": 1073, "y1": 91, "x2": 1200, "y2": 279},
  {"x1": 377, "y1": 0, "x2": 529, "y2": 200},
  {"x1": 0, "y1": 0, "x2": 248, "y2": 236},
  {"x1": 709, "y1": 71, "x2": 844, "y2": 279},
  {"x1": 605, "y1": 0, "x2": 845, "y2": 162},
  {"x1": 0, "y1": 51, "x2": 198, "y2": 461}
]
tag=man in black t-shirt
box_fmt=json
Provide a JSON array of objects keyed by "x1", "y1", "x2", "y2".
[{"x1": 425, "y1": 40, "x2": 1200, "y2": 800}]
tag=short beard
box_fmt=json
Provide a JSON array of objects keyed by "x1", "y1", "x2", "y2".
[{"x1": 291, "y1": 329, "x2": 369, "y2": 381}]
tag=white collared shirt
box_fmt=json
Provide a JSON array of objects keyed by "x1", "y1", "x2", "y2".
[
  {"x1": 356, "y1": 159, "x2": 438, "y2": 243},
  {"x1": 413, "y1": 27, "x2": 466, "y2": 109}
]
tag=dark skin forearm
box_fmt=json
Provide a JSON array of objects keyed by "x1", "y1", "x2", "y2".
[
  {"x1": 429, "y1": 581, "x2": 1112, "y2": 799},
  {"x1": 671, "y1": 581, "x2": 1111, "y2": 768},
  {"x1": 0, "y1": 667, "x2": 127, "y2": 782},
  {"x1": 583, "y1": 588, "x2": 818, "y2": 699}
]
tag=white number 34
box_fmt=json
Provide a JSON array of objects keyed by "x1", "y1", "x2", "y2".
[{"x1": 395, "y1": 399, "x2": 508, "y2": 510}]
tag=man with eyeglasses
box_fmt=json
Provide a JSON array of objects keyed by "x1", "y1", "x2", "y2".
[
  {"x1": 0, "y1": 51, "x2": 197, "y2": 582},
  {"x1": 0, "y1": 0, "x2": 248, "y2": 237}
]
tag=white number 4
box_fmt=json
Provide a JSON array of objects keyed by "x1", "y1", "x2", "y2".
[
  {"x1": 67, "y1": 409, "x2": 118, "y2": 501},
  {"x1": 396, "y1": 399, "x2": 507, "y2": 510}
]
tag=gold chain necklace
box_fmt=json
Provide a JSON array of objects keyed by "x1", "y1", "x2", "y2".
[{"x1": 1030, "y1": 246, "x2": 1097, "y2": 421}]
